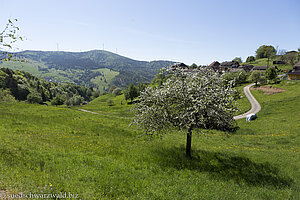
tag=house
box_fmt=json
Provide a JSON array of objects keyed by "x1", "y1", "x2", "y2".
[
  {"x1": 251, "y1": 66, "x2": 269, "y2": 72},
  {"x1": 169, "y1": 62, "x2": 189, "y2": 70},
  {"x1": 209, "y1": 61, "x2": 220, "y2": 71},
  {"x1": 273, "y1": 60, "x2": 286, "y2": 64},
  {"x1": 287, "y1": 61, "x2": 300, "y2": 80},
  {"x1": 239, "y1": 65, "x2": 254, "y2": 72},
  {"x1": 228, "y1": 68, "x2": 244, "y2": 73},
  {"x1": 293, "y1": 60, "x2": 300, "y2": 71},
  {"x1": 219, "y1": 61, "x2": 239, "y2": 72},
  {"x1": 287, "y1": 71, "x2": 300, "y2": 80}
]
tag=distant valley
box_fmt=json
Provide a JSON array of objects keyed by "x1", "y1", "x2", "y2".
[{"x1": 0, "y1": 50, "x2": 175, "y2": 92}]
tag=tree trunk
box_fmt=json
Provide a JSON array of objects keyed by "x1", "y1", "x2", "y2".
[{"x1": 186, "y1": 127, "x2": 192, "y2": 157}]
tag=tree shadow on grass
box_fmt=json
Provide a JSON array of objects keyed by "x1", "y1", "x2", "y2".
[
  {"x1": 152, "y1": 146, "x2": 293, "y2": 188},
  {"x1": 234, "y1": 128, "x2": 256, "y2": 135}
]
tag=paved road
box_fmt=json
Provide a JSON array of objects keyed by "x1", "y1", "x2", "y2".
[{"x1": 233, "y1": 83, "x2": 261, "y2": 120}]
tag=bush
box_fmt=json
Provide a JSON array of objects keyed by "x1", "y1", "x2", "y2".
[
  {"x1": 51, "y1": 96, "x2": 65, "y2": 105},
  {"x1": 65, "y1": 95, "x2": 84, "y2": 106},
  {"x1": 223, "y1": 71, "x2": 248, "y2": 86},
  {"x1": 249, "y1": 71, "x2": 261, "y2": 85},
  {"x1": 259, "y1": 76, "x2": 267, "y2": 85},
  {"x1": 92, "y1": 91, "x2": 100, "y2": 99},
  {"x1": 0, "y1": 89, "x2": 16, "y2": 102},
  {"x1": 27, "y1": 93, "x2": 43, "y2": 104},
  {"x1": 106, "y1": 99, "x2": 114, "y2": 106}
]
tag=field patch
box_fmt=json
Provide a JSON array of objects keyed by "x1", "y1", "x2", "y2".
[{"x1": 251, "y1": 85, "x2": 286, "y2": 95}]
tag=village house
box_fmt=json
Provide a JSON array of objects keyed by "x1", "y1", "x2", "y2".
[
  {"x1": 238, "y1": 65, "x2": 254, "y2": 72},
  {"x1": 273, "y1": 60, "x2": 286, "y2": 64},
  {"x1": 208, "y1": 61, "x2": 220, "y2": 71},
  {"x1": 287, "y1": 61, "x2": 300, "y2": 80},
  {"x1": 219, "y1": 61, "x2": 239, "y2": 72},
  {"x1": 251, "y1": 66, "x2": 269, "y2": 72},
  {"x1": 293, "y1": 60, "x2": 300, "y2": 71}
]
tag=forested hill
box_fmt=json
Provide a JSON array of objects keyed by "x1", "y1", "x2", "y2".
[
  {"x1": 0, "y1": 67, "x2": 94, "y2": 105},
  {"x1": 1, "y1": 50, "x2": 175, "y2": 91}
]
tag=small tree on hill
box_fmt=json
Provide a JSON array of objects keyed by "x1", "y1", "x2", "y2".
[
  {"x1": 124, "y1": 83, "x2": 139, "y2": 103},
  {"x1": 283, "y1": 51, "x2": 297, "y2": 66},
  {"x1": 246, "y1": 56, "x2": 255, "y2": 63},
  {"x1": 131, "y1": 67, "x2": 238, "y2": 157},
  {"x1": 256, "y1": 45, "x2": 276, "y2": 67},
  {"x1": 190, "y1": 63, "x2": 198, "y2": 68},
  {"x1": 232, "y1": 57, "x2": 242, "y2": 63},
  {"x1": 265, "y1": 67, "x2": 277, "y2": 83}
]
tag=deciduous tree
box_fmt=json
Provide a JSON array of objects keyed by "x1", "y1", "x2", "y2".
[
  {"x1": 250, "y1": 71, "x2": 261, "y2": 85},
  {"x1": 265, "y1": 67, "x2": 277, "y2": 83},
  {"x1": 232, "y1": 57, "x2": 242, "y2": 63},
  {"x1": 256, "y1": 45, "x2": 276, "y2": 66},
  {"x1": 246, "y1": 56, "x2": 255, "y2": 63},
  {"x1": 124, "y1": 83, "x2": 139, "y2": 103},
  {"x1": 131, "y1": 67, "x2": 238, "y2": 157}
]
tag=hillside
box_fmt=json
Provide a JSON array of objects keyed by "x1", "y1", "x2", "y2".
[
  {"x1": 0, "y1": 50, "x2": 175, "y2": 92},
  {"x1": 0, "y1": 68, "x2": 94, "y2": 105},
  {"x1": 0, "y1": 80, "x2": 299, "y2": 199},
  {"x1": 243, "y1": 58, "x2": 293, "y2": 71}
]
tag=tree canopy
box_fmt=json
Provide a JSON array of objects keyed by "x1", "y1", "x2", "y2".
[
  {"x1": 265, "y1": 67, "x2": 277, "y2": 83},
  {"x1": 232, "y1": 57, "x2": 242, "y2": 63},
  {"x1": 255, "y1": 45, "x2": 276, "y2": 59},
  {"x1": 124, "y1": 83, "x2": 139, "y2": 103},
  {"x1": 246, "y1": 56, "x2": 255, "y2": 63},
  {"x1": 131, "y1": 66, "x2": 238, "y2": 157},
  {"x1": 250, "y1": 71, "x2": 261, "y2": 85}
]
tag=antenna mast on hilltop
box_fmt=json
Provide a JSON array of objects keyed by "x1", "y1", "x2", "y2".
[
  {"x1": 57, "y1": 43, "x2": 59, "y2": 51},
  {"x1": 102, "y1": 43, "x2": 104, "y2": 51}
]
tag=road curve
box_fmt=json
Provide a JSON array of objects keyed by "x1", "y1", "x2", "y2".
[{"x1": 233, "y1": 83, "x2": 261, "y2": 120}]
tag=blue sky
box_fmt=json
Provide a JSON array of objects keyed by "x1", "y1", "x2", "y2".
[{"x1": 1, "y1": 0, "x2": 299, "y2": 65}]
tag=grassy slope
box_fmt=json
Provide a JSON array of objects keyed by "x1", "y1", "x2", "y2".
[
  {"x1": 90, "y1": 68, "x2": 119, "y2": 92},
  {"x1": 243, "y1": 58, "x2": 293, "y2": 71},
  {"x1": 0, "y1": 60, "x2": 119, "y2": 88},
  {"x1": 0, "y1": 81, "x2": 299, "y2": 199}
]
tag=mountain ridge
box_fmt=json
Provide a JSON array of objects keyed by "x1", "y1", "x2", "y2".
[{"x1": 0, "y1": 50, "x2": 176, "y2": 91}]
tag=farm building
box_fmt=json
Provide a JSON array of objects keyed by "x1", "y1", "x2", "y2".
[
  {"x1": 287, "y1": 71, "x2": 300, "y2": 80},
  {"x1": 287, "y1": 61, "x2": 300, "y2": 80},
  {"x1": 209, "y1": 61, "x2": 220, "y2": 71},
  {"x1": 239, "y1": 65, "x2": 254, "y2": 72},
  {"x1": 219, "y1": 61, "x2": 239, "y2": 72},
  {"x1": 251, "y1": 66, "x2": 269, "y2": 71},
  {"x1": 273, "y1": 60, "x2": 286, "y2": 64},
  {"x1": 293, "y1": 61, "x2": 300, "y2": 71}
]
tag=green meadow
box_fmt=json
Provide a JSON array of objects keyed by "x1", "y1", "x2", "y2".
[
  {"x1": 90, "y1": 68, "x2": 119, "y2": 92},
  {"x1": 0, "y1": 81, "x2": 299, "y2": 199}
]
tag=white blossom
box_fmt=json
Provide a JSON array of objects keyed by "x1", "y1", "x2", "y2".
[{"x1": 131, "y1": 66, "x2": 238, "y2": 136}]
